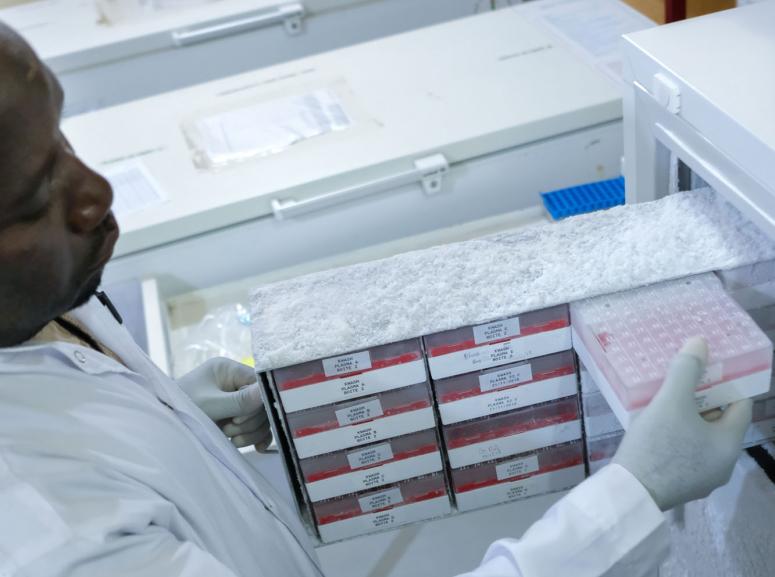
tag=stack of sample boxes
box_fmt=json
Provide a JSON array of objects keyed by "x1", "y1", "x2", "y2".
[
  {"x1": 579, "y1": 362, "x2": 624, "y2": 474},
  {"x1": 424, "y1": 305, "x2": 585, "y2": 512},
  {"x1": 271, "y1": 339, "x2": 451, "y2": 543},
  {"x1": 717, "y1": 261, "x2": 775, "y2": 447}
]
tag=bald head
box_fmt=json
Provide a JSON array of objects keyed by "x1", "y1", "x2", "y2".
[{"x1": 0, "y1": 22, "x2": 118, "y2": 346}]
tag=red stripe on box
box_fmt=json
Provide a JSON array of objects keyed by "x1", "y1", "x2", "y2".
[
  {"x1": 437, "y1": 364, "x2": 576, "y2": 404},
  {"x1": 454, "y1": 455, "x2": 584, "y2": 493},
  {"x1": 445, "y1": 410, "x2": 579, "y2": 449},
  {"x1": 304, "y1": 442, "x2": 439, "y2": 483},
  {"x1": 427, "y1": 319, "x2": 569, "y2": 357},
  {"x1": 278, "y1": 352, "x2": 423, "y2": 390},
  {"x1": 292, "y1": 400, "x2": 432, "y2": 438},
  {"x1": 316, "y1": 488, "x2": 447, "y2": 525}
]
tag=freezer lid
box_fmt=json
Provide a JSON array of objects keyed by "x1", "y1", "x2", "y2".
[
  {"x1": 623, "y1": 4, "x2": 775, "y2": 227},
  {"x1": 62, "y1": 7, "x2": 622, "y2": 257},
  {"x1": 0, "y1": 0, "x2": 364, "y2": 70}
]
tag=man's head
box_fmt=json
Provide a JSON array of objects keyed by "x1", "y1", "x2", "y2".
[{"x1": 0, "y1": 23, "x2": 118, "y2": 346}]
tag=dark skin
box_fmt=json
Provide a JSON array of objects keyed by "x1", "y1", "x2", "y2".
[{"x1": 0, "y1": 23, "x2": 118, "y2": 347}]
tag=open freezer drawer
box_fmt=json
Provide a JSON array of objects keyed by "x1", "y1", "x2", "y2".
[
  {"x1": 0, "y1": 0, "x2": 484, "y2": 115},
  {"x1": 62, "y1": 2, "x2": 640, "y2": 298}
]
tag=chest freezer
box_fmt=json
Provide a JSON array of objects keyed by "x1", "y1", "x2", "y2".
[
  {"x1": 0, "y1": 0, "x2": 484, "y2": 116},
  {"x1": 63, "y1": 1, "x2": 650, "y2": 299},
  {"x1": 623, "y1": 2, "x2": 775, "y2": 239}
]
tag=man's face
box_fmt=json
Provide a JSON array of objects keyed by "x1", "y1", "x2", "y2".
[{"x1": 0, "y1": 25, "x2": 118, "y2": 345}]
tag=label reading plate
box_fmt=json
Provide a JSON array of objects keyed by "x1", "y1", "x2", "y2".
[
  {"x1": 347, "y1": 443, "x2": 394, "y2": 470},
  {"x1": 473, "y1": 318, "x2": 521, "y2": 345},
  {"x1": 495, "y1": 455, "x2": 540, "y2": 481},
  {"x1": 336, "y1": 398, "x2": 383, "y2": 427},
  {"x1": 358, "y1": 487, "x2": 403, "y2": 513},
  {"x1": 479, "y1": 364, "x2": 534, "y2": 393},
  {"x1": 323, "y1": 351, "x2": 372, "y2": 377}
]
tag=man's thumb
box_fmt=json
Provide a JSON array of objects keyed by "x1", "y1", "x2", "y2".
[{"x1": 651, "y1": 336, "x2": 708, "y2": 411}]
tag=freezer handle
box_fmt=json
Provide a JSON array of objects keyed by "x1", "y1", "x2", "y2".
[
  {"x1": 171, "y1": 2, "x2": 305, "y2": 47},
  {"x1": 271, "y1": 153, "x2": 450, "y2": 220}
]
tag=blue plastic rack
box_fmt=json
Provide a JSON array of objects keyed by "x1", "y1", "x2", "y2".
[{"x1": 541, "y1": 176, "x2": 625, "y2": 220}]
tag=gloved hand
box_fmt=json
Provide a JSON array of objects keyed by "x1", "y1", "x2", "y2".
[
  {"x1": 178, "y1": 357, "x2": 272, "y2": 451},
  {"x1": 612, "y1": 336, "x2": 752, "y2": 511}
]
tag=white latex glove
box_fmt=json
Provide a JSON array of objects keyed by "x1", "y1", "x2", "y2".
[
  {"x1": 613, "y1": 336, "x2": 753, "y2": 511},
  {"x1": 177, "y1": 357, "x2": 272, "y2": 451}
]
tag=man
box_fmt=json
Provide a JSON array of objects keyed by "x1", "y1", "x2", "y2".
[{"x1": 0, "y1": 22, "x2": 753, "y2": 577}]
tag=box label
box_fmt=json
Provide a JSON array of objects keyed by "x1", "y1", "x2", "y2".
[
  {"x1": 359, "y1": 469, "x2": 388, "y2": 490},
  {"x1": 473, "y1": 318, "x2": 521, "y2": 345},
  {"x1": 323, "y1": 351, "x2": 372, "y2": 377},
  {"x1": 358, "y1": 487, "x2": 403, "y2": 513},
  {"x1": 479, "y1": 364, "x2": 534, "y2": 393},
  {"x1": 347, "y1": 443, "x2": 394, "y2": 470},
  {"x1": 336, "y1": 398, "x2": 383, "y2": 427},
  {"x1": 495, "y1": 455, "x2": 540, "y2": 481}
]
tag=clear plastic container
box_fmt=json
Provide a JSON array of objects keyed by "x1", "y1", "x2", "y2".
[
  {"x1": 433, "y1": 350, "x2": 576, "y2": 404},
  {"x1": 586, "y1": 431, "x2": 624, "y2": 474},
  {"x1": 286, "y1": 382, "x2": 432, "y2": 440},
  {"x1": 747, "y1": 305, "x2": 775, "y2": 332},
  {"x1": 299, "y1": 429, "x2": 440, "y2": 484},
  {"x1": 443, "y1": 396, "x2": 580, "y2": 450},
  {"x1": 274, "y1": 339, "x2": 424, "y2": 391},
  {"x1": 312, "y1": 473, "x2": 449, "y2": 528},
  {"x1": 572, "y1": 274, "x2": 773, "y2": 413},
  {"x1": 424, "y1": 304, "x2": 569, "y2": 358},
  {"x1": 753, "y1": 396, "x2": 775, "y2": 423},
  {"x1": 450, "y1": 440, "x2": 584, "y2": 494},
  {"x1": 716, "y1": 260, "x2": 775, "y2": 291},
  {"x1": 581, "y1": 391, "x2": 623, "y2": 438}
]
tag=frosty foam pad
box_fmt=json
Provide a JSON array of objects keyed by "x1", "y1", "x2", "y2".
[
  {"x1": 571, "y1": 273, "x2": 773, "y2": 428},
  {"x1": 250, "y1": 189, "x2": 775, "y2": 371}
]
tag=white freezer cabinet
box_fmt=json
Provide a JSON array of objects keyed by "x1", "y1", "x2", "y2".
[
  {"x1": 0, "y1": 0, "x2": 486, "y2": 116},
  {"x1": 62, "y1": 1, "x2": 637, "y2": 303},
  {"x1": 623, "y1": 2, "x2": 775, "y2": 239}
]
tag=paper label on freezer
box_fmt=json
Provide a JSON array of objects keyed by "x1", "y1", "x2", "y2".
[
  {"x1": 335, "y1": 399, "x2": 383, "y2": 427},
  {"x1": 495, "y1": 455, "x2": 540, "y2": 481},
  {"x1": 347, "y1": 443, "x2": 394, "y2": 470},
  {"x1": 189, "y1": 89, "x2": 352, "y2": 168},
  {"x1": 473, "y1": 318, "x2": 521, "y2": 345},
  {"x1": 102, "y1": 161, "x2": 166, "y2": 221},
  {"x1": 358, "y1": 487, "x2": 403, "y2": 513},
  {"x1": 479, "y1": 364, "x2": 534, "y2": 393},
  {"x1": 323, "y1": 351, "x2": 372, "y2": 377}
]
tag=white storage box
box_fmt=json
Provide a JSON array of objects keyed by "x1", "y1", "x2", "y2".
[
  {"x1": 273, "y1": 339, "x2": 426, "y2": 413},
  {"x1": 286, "y1": 382, "x2": 436, "y2": 458},
  {"x1": 312, "y1": 473, "x2": 451, "y2": 543},
  {"x1": 451, "y1": 440, "x2": 585, "y2": 512},
  {"x1": 433, "y1": 350, "x2": 578, "y2": 424},
  {"x1": 443, "y1": 396, "x2": 582, "y2": 469},
  {"x1": 424, "y1": 305, "x2": 572, "y2": 380},
  {"x1": 298, "y1": 429, "x2": 443, "y2": 502}
]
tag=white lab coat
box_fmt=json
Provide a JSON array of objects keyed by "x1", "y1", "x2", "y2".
[{"x1": 0, "y1": 297, "x2": 669, "y2": 577}]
